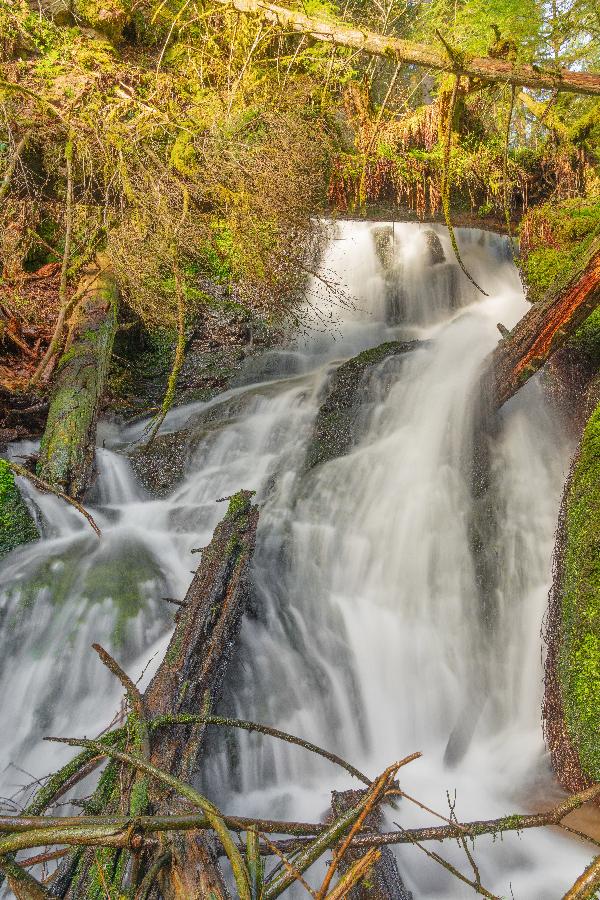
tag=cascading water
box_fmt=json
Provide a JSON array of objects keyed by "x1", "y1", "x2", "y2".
[{"x1": 0, "y1": 222, "x2": 594, "y2": 897}]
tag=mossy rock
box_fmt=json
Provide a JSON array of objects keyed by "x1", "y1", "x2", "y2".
[
  {"x1": 0, "y1": 459, "x2": 39, "y2": 559},
  {"x1": 558, "y1": 399, "x2": 600, "y2": 782},
  {"x1": 305, "y1": 341, "x2": 420, "y2": 470},
  {"x1": 128, "y1": 432, "x2": 189, "y2": 497}
]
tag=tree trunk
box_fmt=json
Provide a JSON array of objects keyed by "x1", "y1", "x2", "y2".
[
  {"x1": 482, "y1": 238, "x2": 600, "y2": 410},
  {"x1": 36, "y1": 254, "x2": 118, "y2": 500},
  {"x1": 214, "y1": 0, "x2": 600, "y2": 96}
]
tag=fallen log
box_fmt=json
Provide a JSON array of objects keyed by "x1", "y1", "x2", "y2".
[
  {"x1": 143, "y1": 489, "x2": 259, "y2": 900},
  {"x1": 483, "y1": 237, "x2": 600, "y2": 410},
  {"x1": 41, "y1": 490, "x2": 259, "y2": 898},
  {"x1": 213, "y1": 0, "x2": 600, "y2": 96},
  {"x1": 36, "y1": 254, "x2": 118, "y2": 500}
]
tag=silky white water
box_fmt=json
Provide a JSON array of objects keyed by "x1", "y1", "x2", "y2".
[{"x1": 0, "y1": 222, "x2": 594, "y2": 897}]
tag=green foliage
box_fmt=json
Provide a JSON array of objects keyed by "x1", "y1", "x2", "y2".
[
  {"x1": 0, "y1": 459, "x2": 39, "y2": 558},
  {"x1": 559, "y1": 400, "x2": 600, "y2": 782},
  {"x1": 520, "y1": 199, "x2": 600, "y2": 302}
]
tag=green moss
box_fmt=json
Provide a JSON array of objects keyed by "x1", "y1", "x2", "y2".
[
  {"x1": 521, "y1": 199, "x2": 600, "y2": 303},
  {"x1": 129, "y1": 776, "x2": 148, "y2": 815},
  {"x1": 559, "y1": 400, "x2": 600, "y2": 782},
  {"x1": 306, "y1": 341, "x2": 418, "y2": 470},
  {"x1": 568, "y1": 306, "x2": 600, "y2": 366},
  {"x1": 0, "y1": 459, "x2": 39, "y2": 558}
]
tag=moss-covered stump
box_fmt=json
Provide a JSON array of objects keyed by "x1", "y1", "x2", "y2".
[
  {"x1": 0, "y1": 458, "x2": 39, "y2": 558},
  {"x1": 544, "y1": 398, "x2": 600, "y2": 791},
  {"x1": 37, "y1": 256, "x2": 118, "y2": 500},
  {"x1": 306, "y1": 341, "x2": 420, "y2": 470}
]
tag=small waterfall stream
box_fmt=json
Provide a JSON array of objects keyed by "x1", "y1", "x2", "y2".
[{"x1": 1, "y1": 222, "x2": 594, "y2": 897}]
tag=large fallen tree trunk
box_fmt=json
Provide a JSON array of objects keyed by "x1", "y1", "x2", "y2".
[
  {"x1": 214, "y1": 0, "x2": 600, "y2": 96},
  {"x1": 36, "y1": 254, "x2": 118, "y2": 500},
  {"x1": 482, "y1": 238, "x2": 600, "y2": 410}
]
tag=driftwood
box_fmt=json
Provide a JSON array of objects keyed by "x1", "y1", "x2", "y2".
[
  {"x1": 483, "y1": 238, "x2": 600, "y2": 409},
  {"x1": 36, "y1": 254, "x2": 118, "y2": 499},
  {"x1": 213, "y1": 0, "x2": 600, "y2": 96}
]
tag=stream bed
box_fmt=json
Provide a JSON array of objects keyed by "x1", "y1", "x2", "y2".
[{"x1": 1, "y1": 221, "x2": 595, "y2": 898}]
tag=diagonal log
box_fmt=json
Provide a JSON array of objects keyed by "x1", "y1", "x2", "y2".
[
  {"x1": 142, "y1": 489, "x2": 259, "y2": 900},
  {"x1": 213, "y1": 0, "x2": 600, "y2": 96},
  {"x1": 482, "y1": 238, "x2": 600, "y2": 410}
]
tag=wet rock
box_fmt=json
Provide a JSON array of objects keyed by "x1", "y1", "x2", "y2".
[
  {"x1": 423, "y1": 228, "x2": 445, "y2": 265},
  {"x1": 128, "y1": 431, "x2": 189, "y2": 497},
  {"x1": 371, "y1": 226, "x2": 395, "y2": 272},
  {"x1": 306, "y1": 341, "x2": 420, "y2": 470}
]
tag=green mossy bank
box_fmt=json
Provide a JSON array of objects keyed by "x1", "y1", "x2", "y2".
[
  {"x1": 557, "y1": 400, "x2": 600, "y2": 784},
  {"x1": 0, "y1": 459, "x2": 39, "y2": 558}
]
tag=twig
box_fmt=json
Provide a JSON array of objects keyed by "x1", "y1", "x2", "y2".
[
  {"x1": 92, "y1": 644, "x2": 150, "y2": 761},
  {"x1": 6, "y1": 461, "x2": 101, "y2": 537},
  {"x1": 317, "y1": 759, "x2": 410, "y2": 898},
  {"x1": 29, "y1": 135, "x2": 75, "y2": 387},
  {"x1": 393, "y1": 819, "x2": 500, "y2": 899},
  {"x1": 324, "y1": 847, "x2": 381, "y2": 899},
  {"x1": 259, "y1": 832, "x2": 317, "y2": 898},
  {"x1": 0, "y1": 129, "x2": 31, "y2": 204},
  {"x1": 149, "y1": 713, "x2": 372, "y2": 785},
  {"x1": 44, "y1": 737, "x2": 252, "y2": 900}
]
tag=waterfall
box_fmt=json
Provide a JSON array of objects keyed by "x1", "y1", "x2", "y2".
[{"x1": 0, "y1": 221, "x2": 593, "y2": 897}]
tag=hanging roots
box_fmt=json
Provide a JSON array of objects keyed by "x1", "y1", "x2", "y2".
[{"x1": 441, "y1": 75, "x2": 488, "y2": 296}]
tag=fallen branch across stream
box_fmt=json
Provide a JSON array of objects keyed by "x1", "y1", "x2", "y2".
[{"x1": 6, "y1": 460, "x2": 101, "y2": 536}]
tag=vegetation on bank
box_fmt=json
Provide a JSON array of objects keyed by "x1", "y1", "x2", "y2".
[
  {"x1": 559, "y1": 400, "x2": 600, "y2": 784},
  {"x1": 0, "y1": 457, "x2": 38, "y2": 557}
]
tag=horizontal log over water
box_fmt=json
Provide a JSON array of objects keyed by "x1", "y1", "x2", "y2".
[
  {"x1": 2, "y1": 782, "x2": 598, "y2": 851},
  {"x1": 214, "y1": 0, "x2": 600, "y2": 96}
]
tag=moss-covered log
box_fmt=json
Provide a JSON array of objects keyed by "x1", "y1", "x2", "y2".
[
  {"x1": 37, "y1": 255, "x2": 118, "y2": 500},
  {"x1": 214, "y1": 0, "x2": 600, "y2": 96},
  {"x1": 306, "y1": 341, "x2": 420, "y2": 470},
  {"x1": 0, "y1": 458, "x2": 39, "y2": 558},
  {"x1": 483, "y1": 237, "x2": 600, "y2": 409},
  {"x1": 543, "y1": 398, "x2": 600, "y2": 792}
]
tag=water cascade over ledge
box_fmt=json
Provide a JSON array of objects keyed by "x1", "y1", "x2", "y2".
[{"x1": 0, "y1": 222, "x2": 594, "y2": 898}]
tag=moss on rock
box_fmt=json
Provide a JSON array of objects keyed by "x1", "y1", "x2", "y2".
[
  {"x1": 558, "y1": 399, "x2": 600, "y2": 783},
  {"x1": 306, "y1": 341, "x2": 420, "y2": 470},
  {"x1": 0, "y1": 459, "x2": 39, "y2": 558}
]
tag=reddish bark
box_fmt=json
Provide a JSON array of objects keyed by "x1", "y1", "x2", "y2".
[{"x1": 484, "y1": 240, "x2": 600, "y2": 409}]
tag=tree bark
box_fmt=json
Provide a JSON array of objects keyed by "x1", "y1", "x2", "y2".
[
  {"x1": 143, "y1": 490, "x2": 259, "y2": 900},
  {"x1": 329, "y1": 788, "x2": 412, "y2": 900},
  {"x1": 214, "y1": 0, "x2": 600, "y2": 96},
  {"x1": 482, "y1": 238, "x2": 600, "y2": 410},
  {"x1": 36, "y1": 254, "x2": 118, "y2": 500}
]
